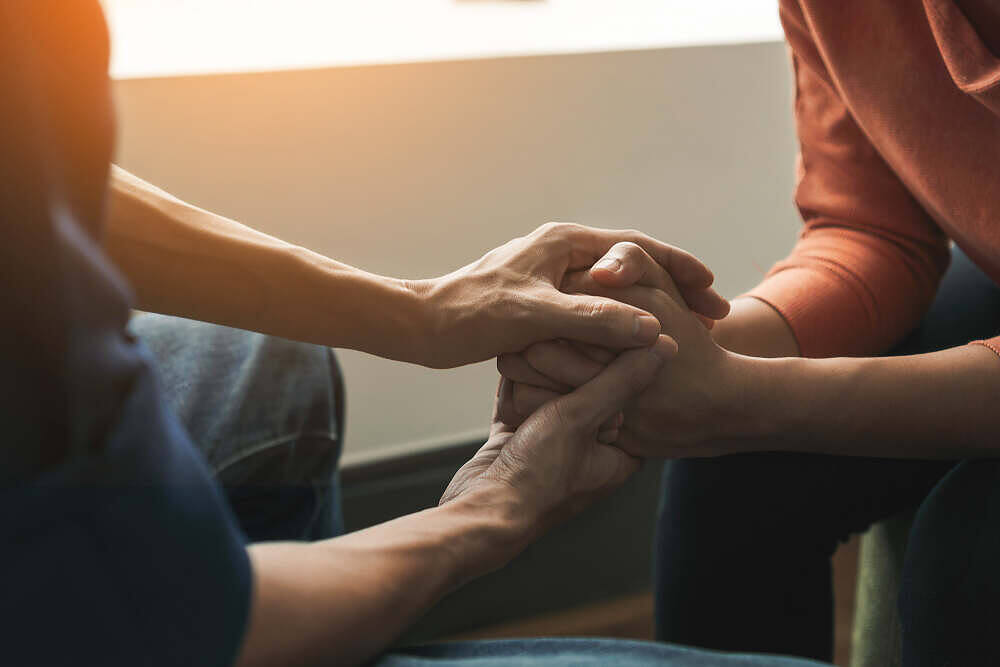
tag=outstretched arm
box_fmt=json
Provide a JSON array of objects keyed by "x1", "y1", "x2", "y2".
[
  {"x1": 238, "y1": 493, "x2": 524, "y2": 667},
  {"x1": 106, "y1": 167, "x2": 727, "y2": 368},
  {"x1": 236, "y1": 340, "x2": 672, "y2": 667},
  {"x1": 499, "y1": 244, "x2": 1000, "y2": 459}
]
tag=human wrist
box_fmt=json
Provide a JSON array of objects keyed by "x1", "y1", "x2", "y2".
[
  {"x1": 720, "y1": 352, "x2": 796, "y2": 442},
  {"x1": 398, "y1": 275, "x2": 460, "y2": 368},
  {"x1": 730, "y1": 353, "x2": 835, "y2": 449},
  {"x1": 434, "y1": 484, "x2": 537, "y2": 586},
  {"x1": 285, "y1": 244, "x2": 432, "y2": 364},
  {"x1": 404, "y1": 272, "x2": 493, "y2": 369},
  {"x1": 711, "y1": 297, "x2": 799, "y2": 358}
]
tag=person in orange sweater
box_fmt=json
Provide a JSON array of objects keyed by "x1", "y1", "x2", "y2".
[{"x1": 499, "y1": 2, "x2": 1000, "y2": 665}]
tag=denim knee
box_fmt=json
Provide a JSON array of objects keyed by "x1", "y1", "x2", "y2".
[
  {"x1": 130, "y1": 312, "x2": 345, "y2": 481},
  {"x1": 212, "y1": 337, "x2": 345, "y2": 487},
  {"x1": 210, "y1": 338, "x2": 346, "y2": 541}
]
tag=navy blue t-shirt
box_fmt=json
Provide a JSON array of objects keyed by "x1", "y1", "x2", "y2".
[{"x1": 1, "y1": 3, "x2": 252, "y2": 665}]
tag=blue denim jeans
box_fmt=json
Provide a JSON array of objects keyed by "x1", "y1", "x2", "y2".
[
  {"x1": 135, "y1": 313, "x2": 826, "y2": 667},
  {"x1": 131, "y1": 313, "x2": 345, "y2": 542}
]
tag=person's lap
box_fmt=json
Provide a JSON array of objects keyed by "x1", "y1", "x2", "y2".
[
  {"x1": 130, "y1": 313, "x2": 346, "y2": 542},
  {"x1": 655, "y1": 247, "x2": 1000, "y2": 663}
]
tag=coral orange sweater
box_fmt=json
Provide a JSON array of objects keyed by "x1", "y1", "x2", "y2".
[{"x1": 747, "y1": 0, "x2": 1000, "y2": 357}]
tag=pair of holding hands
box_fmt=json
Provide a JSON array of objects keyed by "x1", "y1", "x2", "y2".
[
  {"x1": 497, "y1": 239, "x2": 740, "y2": 457},
  {"x1": 434, "y1": 223, "x2": 748, "y2": 536}
]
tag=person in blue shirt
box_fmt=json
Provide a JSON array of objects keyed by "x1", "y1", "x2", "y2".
[{"x1": 0, "y1": 3, "x2": 930, "y2": 666}]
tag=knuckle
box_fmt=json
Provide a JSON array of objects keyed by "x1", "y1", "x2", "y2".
[
  {"x1": 579, "y1": 299, "x2": 628, "y2": 334},
  {"x1": 579, "y1": 298, "x2": 613, "y2": 321},
  {"x1": 534, "y1": 221, "x2": 564, "y2": 238}
]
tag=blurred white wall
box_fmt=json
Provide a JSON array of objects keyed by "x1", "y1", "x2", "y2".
[
  {"x1": 102, "y1": 0, "x2": 784, "y2": 77},
  {"x1": 112, "y1": 42, "x2": 801, "y2": 464}
]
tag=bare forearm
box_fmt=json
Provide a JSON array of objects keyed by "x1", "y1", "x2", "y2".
[
  {"x1": 106, "y1": 166, "x2": 428, "y2": 362},
  {"x1": 742, "y1": 344, "x2": 1000, "y2": 457},
  {"x1": 236, "y1": 492, "x2": 528, "y2": 667},
  {"x1": 711, "y1": 296, "x2": 799, "y2": 358}
]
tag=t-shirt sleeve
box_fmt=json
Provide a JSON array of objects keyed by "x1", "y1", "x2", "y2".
[
  {"x1": 0, "y1": 4, "x2": 252, "y2": 666},
  {"x1": 747, "y1": 1, "x2": 952, "y2": 357}
]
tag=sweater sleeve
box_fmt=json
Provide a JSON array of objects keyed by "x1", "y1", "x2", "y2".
[{"x1": 746, "y1": 1, "x2": 951, "y2": 357}]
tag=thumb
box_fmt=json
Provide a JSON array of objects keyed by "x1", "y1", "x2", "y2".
[
  {"x1": 555, "y1": 335, "x2": 676, "y2": 432},
  {"x1": 547, "y1": 291, "x2": 662, "y2": 348},
  {"x1": 589, "y1": 241, "x2": 682, "y2": 300}
]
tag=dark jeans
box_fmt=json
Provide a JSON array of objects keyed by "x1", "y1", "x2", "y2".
[
  {"x1": 135, "y1": 316, "x2": 826, "y2": 666},
  {"x1": 132, "y1": 313, "x2": 346, "y2": 542},
  {"x1": 655, "y1": 247, "x2": 1000, "y2": 667}
]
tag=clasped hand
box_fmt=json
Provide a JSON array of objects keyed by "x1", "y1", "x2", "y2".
[
  {"x1": 496, "y1": 240, "x2": 752, "y2": 459},
  {"x1": 412, "y1": 222, "x2": 727, "y2": 367},
  {"x1": 439, "y1": 233, "x2": 747, "y2": 537}
]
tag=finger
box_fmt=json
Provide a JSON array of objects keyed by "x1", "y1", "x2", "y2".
[
  {"x1": 497, "y1": 353, "x2": 570, "y2": 393},
  {"x1": 523, "y1": 340, "x2": 607, "y2": 389},
  {"x1": 587, "y1": 242, "x2": 694, "y2": 312},
  {"x1": 563, "y1": 270, "x2": 674, "y2": 308},
  {"x1": 590, "y1": 241, "x2": 682, "y2": 300},
  {"x1": 569, "y1": 341, "x2": 617, "y2": 364},
  {"x1": 559, "y1": 274, "x2": 685, "y2": 333},
  {"x1": 493, "y1": 378, "x2": 519, "y2": 434},
  {"x1": 555, "y1": 335, "x2": 676, "y2": 431},
  {"x1": 550, "y1": 223, "x2": 714, "y2": 287},
  {"x1": 544, "y1": 290, "x2": 663, "y2": 348},
  {"x1": 513, "y1": 383, "x2": 561, "y2": 419},
  {"x1": 683, "y1": 286, "x2": 731, "y2": 321},
  {"x1": 588, "y1": 242, "x2": 729, "y2": 321}
]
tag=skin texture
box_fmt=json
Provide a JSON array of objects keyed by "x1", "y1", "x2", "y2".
[
  {"x1": 499, "y1": 242, "x2": 1000, "y2": 459},
  {"x1": 104, "y1": 168, "x2": 701, "y2": 666},
  {"x1": 236, "y1": 340, "x2": 674, "y2": 667},
  {"x1": 106, "y1": 168, "x2": 728, "y2": 369}
]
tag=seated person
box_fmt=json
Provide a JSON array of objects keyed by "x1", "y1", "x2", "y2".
[{"x1": 499, "y1": 2, "x2": 1000, "y2": 666}]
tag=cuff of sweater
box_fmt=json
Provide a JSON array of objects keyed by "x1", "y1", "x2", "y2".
[{"x1": 745, "y1": 266, "x2": 876, "y2": 358}]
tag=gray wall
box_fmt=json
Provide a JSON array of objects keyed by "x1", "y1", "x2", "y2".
[{"x1": 113, "y1": 41, "x2": 800, "y2": 463}]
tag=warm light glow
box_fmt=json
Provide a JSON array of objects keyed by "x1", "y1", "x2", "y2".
[{"x1": 101, "y1": 0, "x2": 783, "y2": 79}]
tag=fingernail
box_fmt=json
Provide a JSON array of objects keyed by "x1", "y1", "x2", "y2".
[
  {"x1": 649, "y1": 335, "x2": 678, "y2": 362},
  {"x1": 633, "y1": 314, "x2": 660, "y2": 343},
  {"x1": 595, "y1": 258, "x2": 622, "y2": 273}
]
